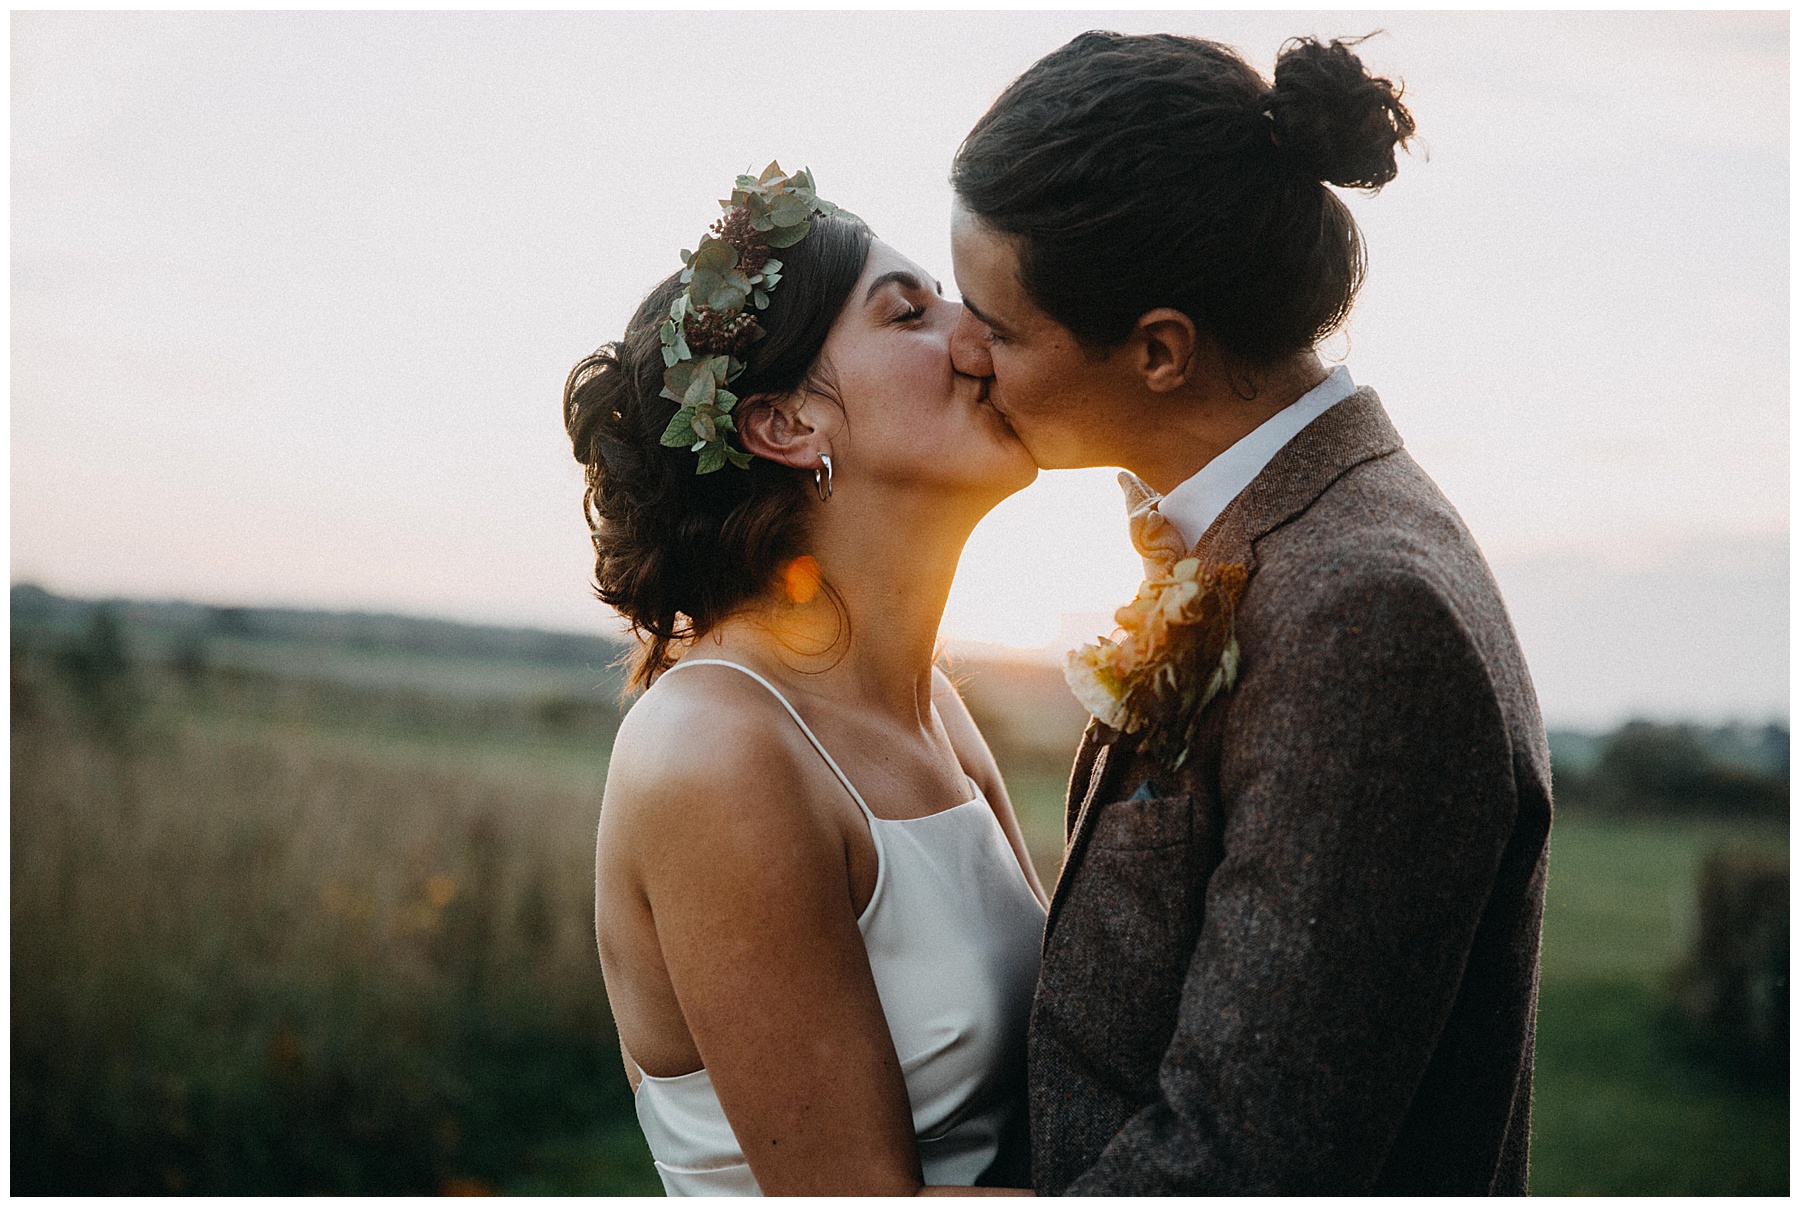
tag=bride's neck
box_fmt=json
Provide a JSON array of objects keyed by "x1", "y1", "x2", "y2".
[{"x1": 702, "y1": 487, "x2": 980, "y2": 724}]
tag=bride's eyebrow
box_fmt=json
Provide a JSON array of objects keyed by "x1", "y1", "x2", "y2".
[{"x1": 863, "y1": 270, "x2": 924, "y2": 303}]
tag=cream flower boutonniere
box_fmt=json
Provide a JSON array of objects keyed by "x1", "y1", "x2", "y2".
[{"x1": 1064, "y1": 558, "x2": 1248, "y2": 770}]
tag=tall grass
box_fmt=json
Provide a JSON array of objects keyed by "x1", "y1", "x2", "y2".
[{"x1": 11, "y1": 645, "x2": 658, "y2": 1194}]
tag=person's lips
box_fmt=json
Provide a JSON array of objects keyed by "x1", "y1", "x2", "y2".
[{"x1": 975, "y1": 382, "x2": 1020, "y2": 435}]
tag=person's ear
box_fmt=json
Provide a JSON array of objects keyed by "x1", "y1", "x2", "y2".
[
  {"x1": 1132, "y1": 308, "x2": 1200, "y2": 393},
  {"x1": 736, "y1": 392, "x2": 832, "y2": 469}
]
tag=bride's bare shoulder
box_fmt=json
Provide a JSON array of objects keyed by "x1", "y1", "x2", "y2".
[{"x1": 602, "y1": 662, "x2": 825, "y2": 837}]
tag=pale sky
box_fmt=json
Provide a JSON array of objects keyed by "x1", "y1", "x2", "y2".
[{"x1": 11, "y1": 11, "x2": 1789, "y2": 728}]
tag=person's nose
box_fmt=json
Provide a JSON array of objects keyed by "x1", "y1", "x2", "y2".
[{"x1": 949, "y1": 306, "x2": 995, "y2": 379}]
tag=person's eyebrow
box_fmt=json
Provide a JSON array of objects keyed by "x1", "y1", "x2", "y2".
[
  {"x1": 961, "y1": 294, "x2": 1009, "y2": 336},
  {"x1": 864, "y1": 269, "x2": 924, "y2": 302}
]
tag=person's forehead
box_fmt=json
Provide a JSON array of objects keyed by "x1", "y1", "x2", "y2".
[
  {"x1": 861, "y1": 239, "x2": 935, "y2": 289},
  {"x1": 949, "y1": 218, "x2": 1029, "y2": 326}
]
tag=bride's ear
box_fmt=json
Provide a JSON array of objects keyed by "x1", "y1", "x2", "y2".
[
  {"x1": 736, "y1": 392, "x2": 832, "y2": 469},
  {"x1": 1132, "y1": 308, "x2": 1201, "y2": 393}
]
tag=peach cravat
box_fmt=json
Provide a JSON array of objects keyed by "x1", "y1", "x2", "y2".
[{"x1": 1118, "y1": 471, "x2": 1188, "y2": 578}]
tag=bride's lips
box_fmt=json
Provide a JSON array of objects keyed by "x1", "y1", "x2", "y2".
[{"x1": 974, "y1": 381, "x2": 1021, "y2": 435}]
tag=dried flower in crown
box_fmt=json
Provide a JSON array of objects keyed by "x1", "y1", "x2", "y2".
[{"x1": 656, "y1": 163, "x2": 859, "y2": 474}]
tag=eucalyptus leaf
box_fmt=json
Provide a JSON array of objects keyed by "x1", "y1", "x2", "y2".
[
  {"x1": 767, "y1": 220, "x2": 810, "y2": 249},
  {"x1": 683, "y1": 368, "x2": 717, "y2": 409},
  {"x1": 768, "y1": 193, "x2": 809, "y2": 226},
  {"x1": 688, "y1": 266, "x2": 724, "y2": 302},
  {"x1": 691, "y1": 241, "x2": 737, "y2": 273},
  {"x1": 659, "y1": 406, "x2": 699, "y2": 447},
  {"x1": 752, "y1": 289, "x2": 769, "y2": 310},
  {"x1": 662, "y1": 344, "x2": 679, "y2": 368},
  {"x1": 709, "y1": 284, "x2": 747, "y2": 312},
  {"x1": 762, "y1": 259, "x2": 782, "y2": 275},
  {"x1": 662, "y1": 360, "x2": 696, "y2": 397},
  {"x1": 662, "y1": 359, "x2": 714, "y2": 408}
]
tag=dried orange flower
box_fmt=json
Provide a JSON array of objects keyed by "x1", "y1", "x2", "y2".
[{"x1": 1064, "y1": 559, "x2": 1248, "y2": 769}]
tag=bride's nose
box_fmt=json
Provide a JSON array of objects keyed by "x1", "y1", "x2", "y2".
[{"x1": 949, "y1": 307, "x2": 995, "y2": 379}]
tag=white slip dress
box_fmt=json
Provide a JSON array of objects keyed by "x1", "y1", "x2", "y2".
[{"x1": 630, "y1": 659, "x2": 1047, "y2": 1196}]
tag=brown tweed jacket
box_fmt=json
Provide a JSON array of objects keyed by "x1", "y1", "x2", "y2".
[{"x1": 1029, "y1": 388, "x2": 1552, "y2": 1195}]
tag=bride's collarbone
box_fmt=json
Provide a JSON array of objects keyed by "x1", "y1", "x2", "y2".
[{"x1": 796, "y1": 717, "x2": 975, "y2": 822}]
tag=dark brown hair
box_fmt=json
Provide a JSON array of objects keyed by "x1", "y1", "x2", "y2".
[
  {"x1": 952, "y1": 32, "x2": 1415, "y2": 369},
  {"x1": 564, "y1": 213, "x2": 873, "y2": 689}
]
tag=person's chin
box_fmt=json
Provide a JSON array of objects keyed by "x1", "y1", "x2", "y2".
[
  {"x1": 1001, "y1": 421, "x2": 1089, "y2": 472},
  {"x1": 979, "y1": 399, "x2": 1056, "y2": 470}
]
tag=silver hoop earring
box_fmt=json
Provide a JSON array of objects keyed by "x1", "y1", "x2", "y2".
[{"x1": 814, "y1": 453, "x2": 833, "y2": 502}]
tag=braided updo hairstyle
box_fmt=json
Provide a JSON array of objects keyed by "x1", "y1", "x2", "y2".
[
  {"x1": 952, "y1": 32, "x2": 1415, "y2": 370},
  {"x1": 565, "y1": 213, "x2": 873, "y2": 689}
]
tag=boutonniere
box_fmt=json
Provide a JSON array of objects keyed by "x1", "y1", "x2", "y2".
[{"x1": 1064, "y1": 558, "x2": 1248, "y2": 770}]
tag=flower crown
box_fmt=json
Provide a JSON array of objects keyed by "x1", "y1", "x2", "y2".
[{"x1": 658, "y1": 163, "x2": 856, "y2": 474}]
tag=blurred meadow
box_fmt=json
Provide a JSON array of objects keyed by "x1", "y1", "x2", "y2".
[{"x1": 11, "y1": 586, "x2": 1787, "y2": 1194}]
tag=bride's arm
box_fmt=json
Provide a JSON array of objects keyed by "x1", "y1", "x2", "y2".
[
  {"x1": 605, "y1": 676, "x2": 1016, "y2": 1195},
  {"x1": 931, "y1": 667, "x2": 1049, "y2": 907}
]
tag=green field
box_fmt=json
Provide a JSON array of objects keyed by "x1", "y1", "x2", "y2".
[
  {"x1": 10, "y1": 602, "x2": 1789, "y2": 1194},
  {"x1": 1529, "y1": 815, "x2": 1788, "y2": 1195}
]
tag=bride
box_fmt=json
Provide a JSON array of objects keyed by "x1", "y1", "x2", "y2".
[{"x1": 564, "y1": 165, "x2": 1047, "y2": 1195}]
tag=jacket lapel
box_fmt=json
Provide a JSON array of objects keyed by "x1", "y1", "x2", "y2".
[
  {"x1": 1042, "y1": 388, "x2": 1405, "y2": 943},
  {"x1": 1042, "y1": 724, "x2": 1128, "y2": 944},
  {"x1": 1190, "y1": 386, "x2": 1402, "y2": 570}
]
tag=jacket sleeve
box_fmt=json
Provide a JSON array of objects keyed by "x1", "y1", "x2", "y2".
[{"x1": 1067, "y1": 567, "x2": 1519, "y2": 1194}]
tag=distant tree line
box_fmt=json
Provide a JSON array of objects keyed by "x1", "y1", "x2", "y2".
[{"x1": 1553, "y1": 720, "x2": 1789, "y2": 818}]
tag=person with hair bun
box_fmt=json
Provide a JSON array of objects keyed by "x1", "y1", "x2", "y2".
[
  {"x1": 949, "y1": 34, "x2": 1550, "y2": 1194},
  {"x1": 572, "y1": 166, "x2": 1045, "y2": 1195}
]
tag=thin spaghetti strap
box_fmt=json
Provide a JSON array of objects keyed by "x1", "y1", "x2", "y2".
[{"x1": 661, "y1": 659, "x2": 877, "y2": 819}]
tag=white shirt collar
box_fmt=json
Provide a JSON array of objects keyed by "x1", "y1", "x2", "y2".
[{"x1": 1157, "y1": 365, "x2": 1357, "y2": 552}]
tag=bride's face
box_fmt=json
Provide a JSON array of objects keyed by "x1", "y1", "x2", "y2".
[{"x1": 807, "y1": 240, "x2": 1037, "y2": 501}]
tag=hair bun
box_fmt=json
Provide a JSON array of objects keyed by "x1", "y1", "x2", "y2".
[{"x1": 1268, "y1": 35, "x2": 1415, "y2": 190}]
